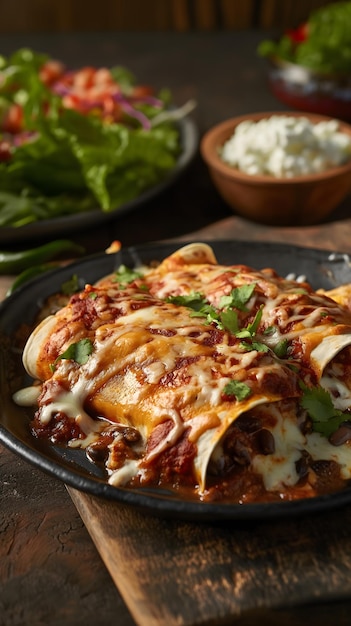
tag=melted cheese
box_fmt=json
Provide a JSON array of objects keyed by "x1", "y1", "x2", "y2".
[
  {"x1": 306, "y1": 433, "x2": 351, "y2": 479},
  {"x1": 251, "y1": 404, "x2": 306, "y2": 491},
  {"x1": 108, "y1": 459, "x2": 140, "y2": 487},
  {"x1": 12, "y1": 385, "x2": 41, "y2": 406}
]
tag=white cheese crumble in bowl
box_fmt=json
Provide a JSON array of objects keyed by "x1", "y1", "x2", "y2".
[{"x1": 200, "y1": 111, "x2": 351, "y2": 226}]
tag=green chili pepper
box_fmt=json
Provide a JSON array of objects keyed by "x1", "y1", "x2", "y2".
[
  {"x1": 6, "y1": 262, "x2": 61, "y2": 296},
  {"x1": 0, "y1": 239, "x2": 85, "y2": 274}
]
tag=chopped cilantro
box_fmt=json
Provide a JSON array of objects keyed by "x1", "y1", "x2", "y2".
[
  {"x1": 61, "y1": 273, "x2": 80, "y2": 295},
  {"x1": 220, "y1": 309, "x2": 239, "y2": 334},
  {"x1": 114, "y1": 264, "x2": 143, "y2": 287},
  {"x1": 166, "y1": 292, "x2": 208, "y2": 311},
  {"x1": 264, "y1": 326, "x2": 276, "y2": 336},
  {"x1": 166, "y1": 286, "x2": 268, "y2": 355},
  {"x1": 246, "y1": 306, "x2": 263, "y2": 335},
  {"x1": 191, "y1": 304, "x2": 223, "y2": 328},
  {"x1": 168, "y1": 292, "x2": 240, "y2": 334},
  {"x1": 235, "y1": 306, "x2": 266, "y2": 352},
  {"x1": 292, "y1": 288, "x2": 309, "y2": 295},
  {"x1": 300, "y1": 383, "x2": 348, "y2": 437},
  {"x1": 203, "y1": 306, "x2": 223, "y2": 327},
  {"x1": 51, "y1": 338, "x2": 93, "y2": 371},
  {"x1": 236, "y1": 328, "x2": 252, "y2": 340},
  {"x1": 239, "y1": 340, "x2": 269, "y2": 353},
  {"x1": 223, "y1": 379, "x2": 252, "y2": 401},
  {"x1": 219, "y1": 283, "x2": 256, "y2": 312},
  {"x1": 274, "y1": 339, "x2": 289, "y2": 358},
  {"x1": 236, "y1": 306, "x2": 263, "y2": 338}
]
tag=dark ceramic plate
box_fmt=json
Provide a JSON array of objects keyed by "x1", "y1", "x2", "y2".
[
  {"x1": 0, "y1": 116, "x2": 198, "y2": 244},
  {"x1": 1, "y1": 239, "x2": 351, "y2": 521}
]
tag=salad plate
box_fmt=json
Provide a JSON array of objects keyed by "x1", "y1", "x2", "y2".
[
  {"x1": 0, "y1": 115, "x2": 197, "y2": 244},
  {"x1": 0, "y1": 49, "x2": 198, "y2": 243},
  {"x1": 2, "y1": 239, "x2": 351, "y2": 521}
]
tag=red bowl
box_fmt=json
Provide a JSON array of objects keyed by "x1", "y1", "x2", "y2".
[{"x1": 266, "y1": 55, "x2": 351, "y2": 122}]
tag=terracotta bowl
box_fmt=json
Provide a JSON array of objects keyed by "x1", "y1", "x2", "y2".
[{"x1": 200, "y1": 111, "x2": 351, "y2": 227}]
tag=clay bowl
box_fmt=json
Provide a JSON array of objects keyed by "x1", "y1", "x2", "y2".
[{"x1": 200, "y1": 111, "x2": 351, "y2": 227}]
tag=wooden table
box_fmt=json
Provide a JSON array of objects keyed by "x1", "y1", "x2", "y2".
[{"x1": 2, "y1": 30, "x2": 351, "y2": 626}]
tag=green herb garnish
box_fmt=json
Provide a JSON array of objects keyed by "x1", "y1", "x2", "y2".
[
  {"x1": 300, "y1": 383, "x2": 348, "y2": 437},
  {"x1": 235, "y1": 306, "x2": 267, "y2": 351},
  {"x1": 191, "y1": 304, "x2": 223, "y2": 328},
  {"x1": 219, "y1": 308, "x2": 239, "y2": 334},
  {"x1": 219, "y1": 283, "x2": 256, "y2": 311},
  {"x1": 51, "y1": 338, "x2": 93, "y2": 372},
  {"x1": 239, "y1": 340, "x2": 270, "y2": 353},
  {"x1": 223, "y1": 380, "x2": 252, "y2": 401},
  {"x1": 114, "y1": 264, "x2": 143, "y2": 287},
  {"x1": 166, "y1": 292, "x2": 208, "y2": 311},
  {"x1": 61, "y1": 273, "x2": 80, "y2": 295},
  {"x1": 274, "y1": 339, "x2": 289, "y2": 358}
]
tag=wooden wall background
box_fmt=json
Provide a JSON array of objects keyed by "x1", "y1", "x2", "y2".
[{"x1": 0, "y1": 0, "x2": 341, "y2": 34}]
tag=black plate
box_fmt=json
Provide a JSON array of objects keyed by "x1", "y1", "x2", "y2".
[
  {"x1": 2, "y1": 239, "x2": 351, "y2": 522},
  {"x1": 0, "y1": 116, "x2": 198, "y2": 244}
]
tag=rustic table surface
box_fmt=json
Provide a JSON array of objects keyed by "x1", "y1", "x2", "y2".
[{"x1": 2, "y1": 30, "x2": 351, "y2": 626}]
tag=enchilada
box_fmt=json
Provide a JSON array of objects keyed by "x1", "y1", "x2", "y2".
[{"x1": 17, "y1": 243, "x2": 351, "y2": 503}]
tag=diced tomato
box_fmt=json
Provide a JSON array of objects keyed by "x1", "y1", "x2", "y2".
[
  {"x1": 2, "y1": 103, "x2": 23, "y2": 134},
  {"x1": 72, "y1": 67, "x2": 96, "y2": 90},
  {"x1": 61, "y1": 93, "x2": 89, "y2": 113},
  {"x1": 39, "y1": 60, "x2": 65, "y2": 86},
  {"x1": 88, "y1": 84, "x2": 117, "y2": 100},
  {"x1": 93, "y1": 68, "x2": 114, "y2": 86},
  {"x1": 285, "y1": 22, "x2": 309, "y2": 43},
  {"x1": 0, "y1": 140, "x2": 12, "y2": 161},
  {"x1": 101, "y1": 94, "x2": 116, "y2": 114}
]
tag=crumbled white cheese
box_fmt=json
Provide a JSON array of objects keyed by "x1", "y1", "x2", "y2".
[{"x1": 220, "y1": 115, "x2": 351, "y2": 177}]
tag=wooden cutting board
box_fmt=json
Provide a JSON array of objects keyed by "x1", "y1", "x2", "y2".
[
  {"x1": 68, "y1": 487, "x2": 351, "y2": 626},
  {"x1": 65, "y1": 215, "x2": 351, "y2": 626}
]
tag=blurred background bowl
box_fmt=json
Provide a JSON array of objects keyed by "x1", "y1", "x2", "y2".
[
  {"x1": 265, "y1": 55, "x2": 351, "y2": 122},
  {"x1": 200, "y1": 111, "x2": 351, "y2": 227}
]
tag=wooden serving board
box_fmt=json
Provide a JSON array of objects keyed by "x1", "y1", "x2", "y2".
[{"x1": 67, "y1": 486, "x2": 351, "y2": 626}]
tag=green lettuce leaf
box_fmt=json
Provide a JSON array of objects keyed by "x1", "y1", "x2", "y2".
[{"x1": 0, "y1": 48, "x2": 182, "y2": 226}]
